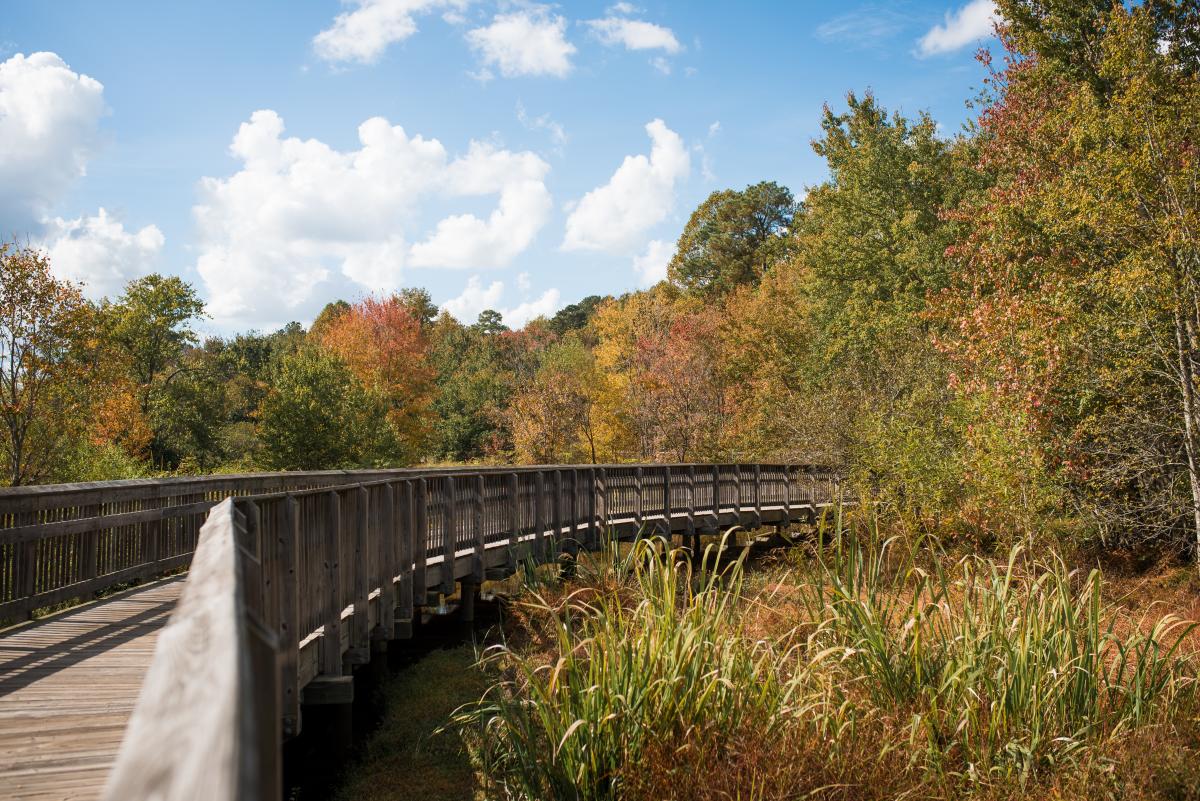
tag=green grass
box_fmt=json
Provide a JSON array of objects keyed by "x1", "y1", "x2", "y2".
[{"x1": 334, "y1": 646, "x2": 488, "y2": 801}]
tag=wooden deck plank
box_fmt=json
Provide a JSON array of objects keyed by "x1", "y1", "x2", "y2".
[{"x1": 0, "y1": 578, "x2": 183, "y2": 801}]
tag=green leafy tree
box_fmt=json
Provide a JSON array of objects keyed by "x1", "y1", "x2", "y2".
[
  {"x1": 257, "y1": 348, "x2": 395, "y2": 470},
  {"x1": 509, "y1": 335, "x2": 601, "y2": 463},
  {"x1": 397, "y1": 287, "x2": 438, "y2": 327},
  {"x1": 548, "y1": 295, "x2": 608, "y2": 338},
  {"x1": 105, "y1": 275, "x2": 205, "y2": 411},
  {"x1": 668, "y1": 181, "x2": 796, "y2": 297}
]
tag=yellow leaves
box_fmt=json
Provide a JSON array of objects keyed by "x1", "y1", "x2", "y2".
[{"x1": 89, "y1": 382, "x2": 152, "y2": 458}]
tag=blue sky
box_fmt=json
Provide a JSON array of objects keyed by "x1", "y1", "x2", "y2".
[{"x1": 2, "y1": 0, "x2": 998, "y2": 336}]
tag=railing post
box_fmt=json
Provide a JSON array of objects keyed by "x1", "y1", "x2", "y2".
[
  {"x1": 686, "y1": 465, "x2": 697, "y2": 553},
  {"x1": 441, "y1": 476, "x2": 456, "y2": 595},
  {"x1": 17, "y1": 509, "x2": 37, "y2": 619},
  {"x1": 596, "y1": 467, "x2": 608, "y2": 537},
  {"x1": 711, "y1": 464, "x2": 721, "y2": 525},
  {"x1": 82, "y1": 505, "x2": 99, "y2": 585},
  {"x1": 279, "y1": 495, "x2": 300, "y2": 737},
  {"x1": 349, "y1": 486, "x2": 370, "y2": 664},
  {"x1": 414, "y1": 478, "x2": 429, "y2": 604},
  {"x1": 783, "y1": 465, "x2": 793, "y2": 521},
  {"x1": 635, "y1": 466, "x2": 645, "y2": 531},
  {"x1": 754, "y1": 464, "x2": 763, "y2": 528},
  {"x1": 322, "y1": 490, "x2": 343, "y2": 677},
  {"x1": 552, "y1": 470, "x2": 564, "y2": 546},
  {"x1": 662, "y1": 467, "x2": 672, "y2": 535},
  {"x1": 569, "y1": 469, "x2": 579, "y2": 544},
  {"x1": 587, "y1": 467, "x2": 598, "y2": 549},
  {"x1": 733, "y1": 464, "x2": 743, "y2": 520},
  {"x1": 508, "y1": 472, "x2": 521, "y2": 554},
  {"x1": 396, "y1": 481, "x2": 415, "y2": 639},
  {"x1": 534, "y1": 471, "x2": 547, "y2": 561},
  {"x1": 378, "y1": 483, "x2": 396, "y2": 641},
  {"x1": 473, "y1": 475, "x2": 486, "y2": 582}
]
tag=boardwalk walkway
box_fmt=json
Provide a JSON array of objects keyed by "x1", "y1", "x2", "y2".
[{"x1": 0, "y1": 578, "x2": 184, "y2": 800}]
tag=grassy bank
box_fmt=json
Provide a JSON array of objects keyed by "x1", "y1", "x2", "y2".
[
  {"x1": 333, "y1": 646, "x2": 488, "y2": 801},
  {"x1": 452, "y1": 526, "x2": 1200, "y2": 800}
]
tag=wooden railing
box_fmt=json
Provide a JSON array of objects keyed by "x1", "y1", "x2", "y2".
[
  {"x1": 2, "y1": 463, "x2": 841, "y2": 801},
  {"x1": 103, "y1": 499, "x2": 279, "y2": 800},
  {"x1": 0, "y1": 469, "x2": 437, "y2": 622}
]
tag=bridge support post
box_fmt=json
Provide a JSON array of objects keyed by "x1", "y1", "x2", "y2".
[
  {"x1": 441, "y1": 476, "x2": 457, "y2": 596},
  {"x1": 459, "y1": 579, "x2": 477, "y2": 631}
]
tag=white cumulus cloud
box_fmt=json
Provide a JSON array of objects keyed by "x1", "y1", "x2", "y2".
[
  {"x1": 586, "y1": 17, "x2": 681, "y2": 53},
  {"x1": 194, "y1": 110, "x2": 552, "y2": 327},
  {"x1": 562, "y1": 118, "x2": 689, "y2": 253},
  {"x1": 313, "y1": 0, "x2": 469, "y2": 64},
  {"x1": 441, "y1": 276, "x2": 562, "y2": 327},
  {"x1": 467, "y1": 8, "x2": 575, "y2": 78},
  {"x1": 632, "y1": 238, "x2": 673, "y2": 286},
  {"x1": 0, "y1": 52, "x2": 105, "y2": 231},
  {"x1": 917, "y1": 0, "x2": 997, "y2": 57},
  {"x1": 503, "y1": 287, "x2": 560, "y2": 327},
  {"x1": 442, "y1": 275, "x2": 505, "y2": 320},
  {"x1": 41, "y1": 208, "x2": 164, "y2": 300}
]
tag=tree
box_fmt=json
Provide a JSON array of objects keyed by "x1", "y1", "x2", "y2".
[
  {"x1": 473, "y1": 309, "x2": 508, "y2": 336},
  {"x1": 509, "y1": 335, "x2": 601, "y2": 463},
  {"x1": 939, "y1": 3, "x2": 1200, "y2": 549},
  {"x1": 308, "y1": 299, "x2": 350, "y2": 339},
  {"x1": 668, "y1": 181, "x2": 795, "y2": 297},
  {"x1": 257, "y1": 348, "x2": 394, "y2": 470},
  {"x1": 548, "y1": 295, "x2": 608, "y2": 338},
  {"x1": 397, "y1": 287, "x2": 438, "y2": 327},
  {"x1": 0, "y1": 244, "x2": 95, "y2": 485},
  {"x1": 105, "y1": 275, "x2": 205, "y2": 413},
  {"x1": 318, "y1": 294, "x2": 436, "y2": 464},
  {"x1": 591, "y1": 288, "x2": 728, "y2": 461},
  {"x1": 427, "y1": 310, "x2": 527, "y2": 462}
]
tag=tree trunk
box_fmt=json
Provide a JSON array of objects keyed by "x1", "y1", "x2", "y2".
[{"x1": 1172, "y1": 303, "x2": 1200, "y2": 565}]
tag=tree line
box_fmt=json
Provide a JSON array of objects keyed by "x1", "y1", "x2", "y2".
[{"x1": 4, "y1": 0, "x2": 1200, "y2": 556}]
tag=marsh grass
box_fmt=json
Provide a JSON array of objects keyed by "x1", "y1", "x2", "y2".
[{"x1": 453, "y1": 520, "x2": 1200, "y2": 800}]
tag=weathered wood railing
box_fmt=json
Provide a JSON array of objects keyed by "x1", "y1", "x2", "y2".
[
  {"x1": 1, "y1": 463, "x2": 841, "y2": 801},
  {"x1": 103, "y1": 499, "x2": 280, "y2": 800}
]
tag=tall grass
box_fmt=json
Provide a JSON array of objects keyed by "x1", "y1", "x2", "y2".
[
  {"x1": 456, "y1": 533, "x2": 791, "y2": 799},
  {"x1": 800, "y1": 528, "x2": 1197, "y2": 786},
  {"x1": 454, "y1": 521, "x2": 1199, "y2": 800}
]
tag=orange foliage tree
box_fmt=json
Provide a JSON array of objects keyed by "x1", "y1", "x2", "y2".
[{"x1": 318, "y1": 295, "x2": 437, "y2": 463}]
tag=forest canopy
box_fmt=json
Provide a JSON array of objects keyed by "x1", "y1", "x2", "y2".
[{"x1": 4, "y1": 0, "x2": 1200, "y2": 558}]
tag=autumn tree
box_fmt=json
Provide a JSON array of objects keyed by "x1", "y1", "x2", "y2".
[
  {"x1": 428, "y1": 310, "x2": 532, "y2": 461},
  {"x1": 509, "y1": 334, "x2": 601, "y2": 463},
  {"x1": 592, "y1": 288, "x2": 728, "y2": 462},
  {"x1": 0, "y1": 244, "x2": 95, "y2": 485},
  {"x1": 318, "y1": 294, "x2": 436, "y2": 464},
  {"x1": 100, "y1": 274, "x2": 207, "y2": 468},
  {"x1": 939, "y1": 1, "x2": 1200, "y2": 548}
]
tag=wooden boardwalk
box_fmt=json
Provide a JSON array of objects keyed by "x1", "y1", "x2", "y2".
[{"x1": 0, "y1": 578, "x2": 184, "y2": 800}]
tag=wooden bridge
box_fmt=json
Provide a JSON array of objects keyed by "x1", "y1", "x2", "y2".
[{"x1": 0, "y1": 463, "x2": 839, "y2": 800}]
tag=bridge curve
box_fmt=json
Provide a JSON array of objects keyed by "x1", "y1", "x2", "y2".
[{"x1": 0, "y1": 463, "x2": 841, "y2": 800}]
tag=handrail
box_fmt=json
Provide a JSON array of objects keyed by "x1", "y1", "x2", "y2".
[
  {"x1": 0, "y1": 463, "x2": 836, "y2": 622},
  {"x1": 92, "y1": 463, "x2": 840, "y2": 801},
  {"x1": 103, "y1": 499, "x2": 279, "y2": 800}
]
